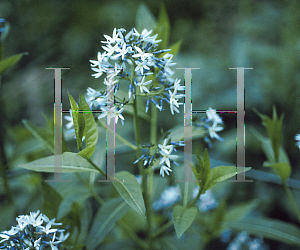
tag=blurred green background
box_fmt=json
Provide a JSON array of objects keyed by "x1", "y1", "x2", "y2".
[{"x1": 1, "y1": 0, "x2": 300, "y2": 248}]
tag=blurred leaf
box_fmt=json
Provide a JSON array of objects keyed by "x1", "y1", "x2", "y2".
[
  {"x1": 113, "y1": 171, "x2": 146, "y2": 216},
  {"x1": 42, "y1": 113, "x2": 70, "y2": 153},
  {"x1": 250, "y1": 127, "x2": 290, "y2": 165},
  {"x1": 224, "y1": 217, "x2": 300, "y2": 246},
  {"x1": 57, "y1": 189, "x2": 91, "y2": 220},
  {"x1": 173, "y1": 205, "x2": 197, "y2": 238},
  {"x1": 168, "y1": 40, "x2": 182, "y2": 57},
  {"x1": 253, "y1": 106, "x2": 284, "y2": 163},
  {"x1": 0, "y1": 52, "x2": 26, "y2": 75},
  {"x1": 76, "y1": 199, "x2": 93, "y2": 246},
  {"x1": 0, "y1": 205, "x2": 17, "y2": 231},
  {"x1": 86, "y1": 198, "x2": 129, "y2": 250},
  {"x1": 205, "y1": 166, "x2": 251, "y2": 191},
  {"x1": 155, "y1": 3, "x2": 170, "y2": 50},
  {"x1": 79, "y1": 94, "x2": 98, "y2": 149},
  {"x1": 22, "y1": 119, "x2": 54, "y2": 154},
  {"x1": 42, "y1": 182, "x2": 62, "y2": 219},
  {"x1": 19, "y1": 152, "x2": 99, "y2": 173},
  {"x1": 158, "y1": 236, "x2": 193, "y2": 250},
  {"x1": 224, "y1": 200, "x2": 259, "y2": 223},
  {"x1": 135, "y1": 3, "x2": 156, "y2": 33},
  {"x1": 263, "y1": 161, "x2": 291, "y2": 184}
]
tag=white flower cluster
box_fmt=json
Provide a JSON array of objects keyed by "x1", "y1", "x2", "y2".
[
  {"x1": 134, "y1": 138, "x2": 183, "y2": 177},
  {"x1": 0, "y1": 210, "x2": 69, "y2": 250},
  {"x1": 87, "y1": 27, "x2": 185, "y2": 125},
  {"x1": 194, "y1": 107, "x2": 224, "y2": 147}
]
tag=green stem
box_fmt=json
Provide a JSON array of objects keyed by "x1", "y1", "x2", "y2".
[
  {"x1": 187, "y1": 186, "x2": 203, "y2": 208},
  {"x1": 132, "y1": 76, "x2": 153, "y2": 249},
  {"x1": 284, "y1": 183, "x2": 300, "y2": 224},
  {"x1": 152, "y1": 220, "x2": 174, "y2": 239},
  {"x1": 86, "y1": 157, "x2": 107, "y2": 177}
]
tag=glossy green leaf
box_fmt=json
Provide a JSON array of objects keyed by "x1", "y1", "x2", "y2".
[
  {"x1": 79, "y1": 94, "x2": 98, "y2": 149},
  {"x1": 86, "y1": 198, "x2": 129, "y2": 250},
  {"x1": 263, "y1": 161, "x2": 291, "y2": 184},
  {"x1": 113, "y1": 171, "x2": 146, "y2": 216},
  {"x1": 224, "y1": 217, "x2": 300, "y2": 246},
  {"x1": 19, "y1": 152, "x2": 99, "y2": 173},
  {"x1": 173, "y1": 205, "x2": 198, "y2": 238},
  {"x1": 68, "y1": 92, "x2": 84, "y2": 150},
  {"x1": 135, "y1": 3, "x2": 157, "y2": 33},
  {"x1": 78, "y1": 146, "x2": 95, "y2": 159},
  {"x1": 22, "y1": 119, "x2": 54, "y2": 154},
  {"x1": 0, "y1": 52, "x2": 26, "y2": 75},
  {"x1": 205, "y1": 166, "x2": 251, "y2": 190}
]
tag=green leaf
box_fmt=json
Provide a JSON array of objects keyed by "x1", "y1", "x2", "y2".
[
  {"x1": 135, "y1": 3, "x2": 157, "y2": 33},
  {"x1": 19, "y1": 152, "x2": 99, "y2": 173},
  {"x1": 0, "y1": 52, "x2": 26, "y2": 75},
  {"x1": 113, "y1": 171, "x2": 146, "y2": 216},
  {"x1": 173, "y1": 205, "x2": 198, "y2": 238},
  {"x1": 224, "y1": 217, "x2": 300, "y2": 246},
  {"x1": 42, "y1": 113, "x2": 70, "y2": 153},
  {"x1": 57, "y1": 189, "x2": 91, "y2": 220},
  {"x1": 22, "y1": 119, "x2": 54, "y2": 154},
  {"x1": 78, "y1": 146, "x2": 95, "y2": 159},
  {"x1": 253, "y1": 106, "x2": 284, "y2": 163},
  {"x1": 224, "y1": 200, "x2": 259, "y2": 223},
  {"x1": 42, "y1": 182, "x2": 63, "y2": 219},
  {"x1": 205, "y1": 166, "x2": 251, "y2": 191},
  {"x1": 68, "y1": 92, "x2": 84, "y2": 150},
  {"x1": 79, "y1": 94, "x2": 98, "y2": 149},
  {"x1": 263, "y1": 161, "x2": 291, "y2": 184},
  {"x1": 86, "y1": 198, "x2": 129, "y2": 250},
  {"x1": 168, "y1": 40, "x2": 182, "y2": 57},
  {"x1": 190, "y1": 149, "x2": 211, "y2": 189},
  {"x1": 155, "y1": 3, "x2": 170, "y2": 50},
  {"x1": 250, "y1": 127, "x2": 290, "y2": 165}
]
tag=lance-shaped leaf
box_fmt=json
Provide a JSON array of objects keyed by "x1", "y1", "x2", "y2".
[
  {"x1": 168, "y1": 40, "x2": 182, "y2": 57},
  {"x1": 68, "y1": 92, "x2": 84, "y2": 150},
  {"x1": 190, "y1": 148, "x2": 210, "y2": 190},
  {"x1": 113, "y1": 171, "x2": 146, "y2": 216},
  {"x1": 0, "y1": 52, "x2": 26, "y2": 75},
  {"x1": 79, "y1": 94, "x2": 98, "y2": 148},
  {"x1": 22, "y1": 119, "x2": 54, "y2": 154},
  {"x1": 204, "y1": 166, "x2": 251, "y2": 191},
  {"x1": 224, "y1": 217, "x2": 300, "y2": 246},
  {"x1": 253, "y1": 106, "x2": 284, "y2": 163},
  {"x1": 135, "y1": 3, "x2": 156, "y2": 33},
  {"x1": 19, "y1": 152, "x2": 99, "y2": 173},
  {"x1": 173, "y1": 205, "x2": 198, "y2": 238},
  {"x1": 263, "y1": 161, "x2": 291, "y2": 184},
  {"x1": 250, "y1": 127, "x2": 290, "y2": 165},
  {"x1": 86, "y1": 198, "x2": 129, "y2": 250},
  {"x1": 155, "y1": 3, "x2": 170, "y2": 50}
]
